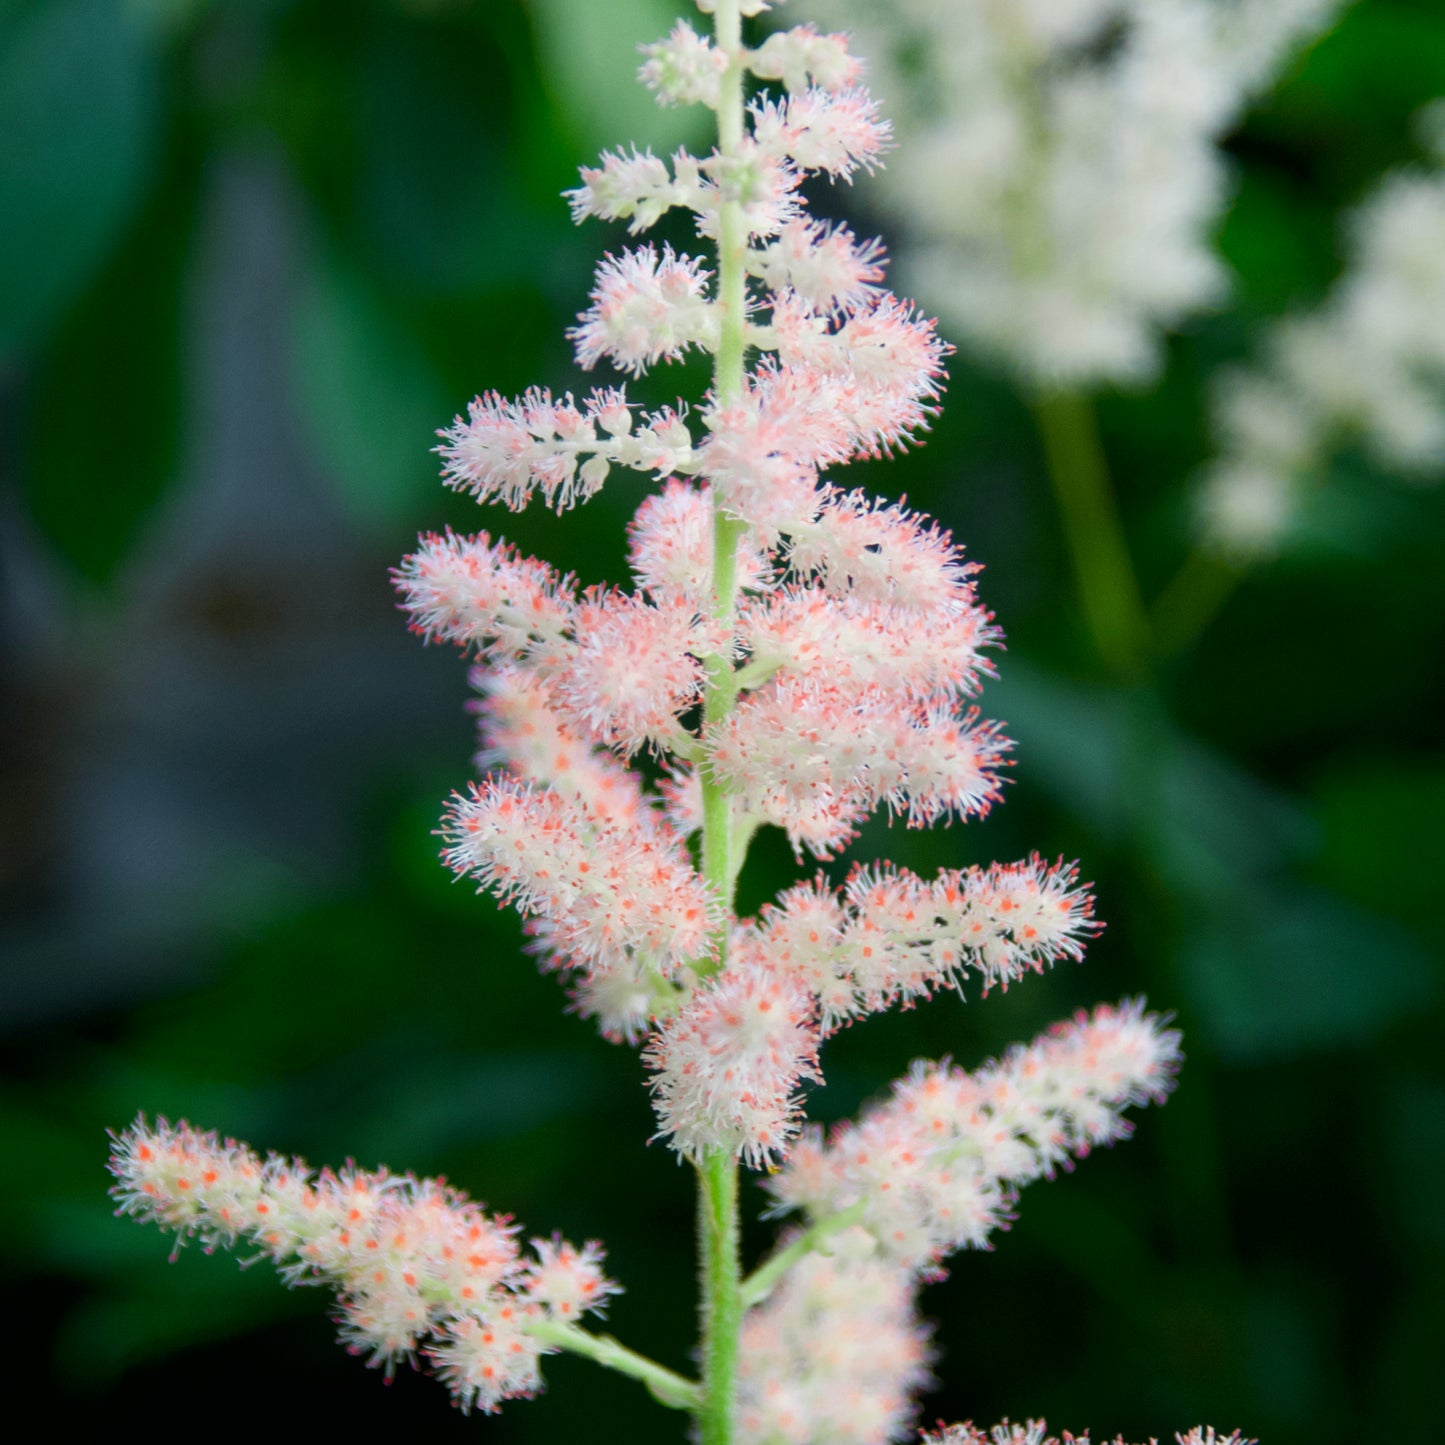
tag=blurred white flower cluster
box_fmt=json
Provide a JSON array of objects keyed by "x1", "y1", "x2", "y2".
[
  {"x1": 804, "y1": 0, "x2": 1344, "y2": 385},
  {"x1": 1200, "y1": 112, "x2": 1445, "y2": 556}
]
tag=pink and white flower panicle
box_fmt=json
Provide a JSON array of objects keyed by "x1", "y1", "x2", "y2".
[
  {"x1": 108, "y1": 1115, "x2": 618, "y2": 1413},
  {"x1": 108, "y1": 3, "x2": 1225, "y2": 1438},
  {"x1": 390, "y1": 0, "x2": 1167, "y2": 1191},
  {"x1": 645, "y1": 962, "x2": 822, "y2": 1168}
]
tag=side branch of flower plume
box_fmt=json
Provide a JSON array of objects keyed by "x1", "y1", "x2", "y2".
[
  {"x1": 527, "y1": 1320, "x2": 701, "y2": 1411},
  {"x1": 739, "y1": 1200, "x2": 866, "y2": 1307}
]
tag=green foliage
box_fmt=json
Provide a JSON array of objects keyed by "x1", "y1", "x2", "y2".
[
  {"x1": 291, "y1": 248, "x2": 451, "y2": 526},
  {"x1": 22, "y1": 175, "x2": 192, "y2": 581},
  {"x1": 0, "y1": 0, "x2": 161, "y2": 354},
  {"x1": 528, "y1": 0, "x2": 709, "y2": 153}
]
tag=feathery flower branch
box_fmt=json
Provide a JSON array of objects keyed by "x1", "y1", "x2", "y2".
[
  {"x1": 107, "y1": 1116, "x2": 628, "y2": 1413},
  {"x1": 108, "y1": 2, "x2": 1248, "y2": 1440}
]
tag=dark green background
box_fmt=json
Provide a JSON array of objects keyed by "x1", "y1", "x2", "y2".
[{"x1": 2, "y1": 1, "x2": 1441, "y2": 1440}]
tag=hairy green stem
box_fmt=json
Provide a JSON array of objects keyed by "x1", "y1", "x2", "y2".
[
  {"x1": 528, "y1": 1321, "x2": 701, "y2": 1411},
  {"x1": 697, "y1": 0, "x2": 749, "y2": 977},
  {"x1": 698, "y1": 1149, "x2": 744, "y2": 1445},
  {"x1": 739, "y1": 1202, "x2": 866, "y2": 1308},
  {"x1": 696, "y1": 4, "x2": 749, "y2": 1444},
  {"x1": 1031, "y1": 389, "x2": 1151, "y2": 678}
]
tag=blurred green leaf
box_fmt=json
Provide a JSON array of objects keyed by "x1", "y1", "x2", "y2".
[
  {"x1": 527, "y1": 0, "x2": 708, "y2": 154},
  {"x1": 0, "y1": 0, "x2": 160, "y2": 353},
  {"x1": 1283, "y1": 454, "x2": 1420, "y2": 562},
  {"x1": 1287, "y1": 3, "x2": 1445, "y2": 166},
  {"x1": 1311, "y1": 757, "x2": 1445, "y2": 934},
  {"x1": 986, "y1": 661, "x2": 1131, "y2": 841},
  {"x1": 1217, "y1": 167, "x2": 1335, "y2": 318},
  {"x1": 317, "y1": 1046, "x2": 607, "y2": 1163},
  {"x1": 1379, "y1": 1074, "x2": 1445, "y2": 1251},
  {"x1": 22, "y1": 173, "x2": 191, "y2": 581},
  {"x1": 0, "y1": 1097, "x2": 104, "y2": 1226},
  {"x1": 34, "y1": 1199, "x2": 186, "y2": 1277},
  {"x1": 115, "y1": 899, "x2": 439, "y2": 1073},
  {"x1": 55, "y1": 1257, "x2": 312, "y2": 1386},
  {"x1": 1147, "y1": 728, "x2": 1313, "y2": 899},
  {"x1": 353, "y1": 27, "x2": 548, "y2": 294},
  {"x1": 1241, "y1": 1276, "x2": 1334, "y2": 1430},
  {"x1": 989, "y1": 660, "x2": 1309, "y2": 883},
  {"x1": 993, "y1": 662, "x2": 1438, "y2": 1061},
  {"x1": 1182, "y1": 890, "x2": 1436, "y2": 1060},
  {"x1": 291, "y1": 248, "x2": 449, "y2": 525}
]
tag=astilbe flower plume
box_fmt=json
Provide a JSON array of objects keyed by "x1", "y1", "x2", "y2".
[{"x1": 107, "y1": 3, "x2": 1245, "y2": 1440}]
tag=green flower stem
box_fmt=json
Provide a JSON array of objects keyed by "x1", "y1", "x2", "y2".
[
  {"x1": 697, "y1": 5, "x2": 749, "y2": 1445},
  {"x1": 739, "y1": 1202, "x2": 866, "y2": 1308},
  {"x1": 528, "y1": 1321, "x2": 700, "y2": 1411},
  {"x1": 728, "y1": 815, "x2": 761, "y2": 894},
  {"x1": 698, "y1": 1148, "x2": 744, "y2": 1445},
  {"x1": 698, "y1": 0, "x2": 749, "y2": 977},
  {"x1": 1031, "y1": 389, "x2": 1151, "y2": 678}
]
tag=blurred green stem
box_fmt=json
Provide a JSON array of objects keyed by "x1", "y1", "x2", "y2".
[
  {"x1": 1031, "y1": 389, "x2": 1150, "y2": 677},
  {"x1": 1151, "y1": 547, "x2": 1242, "y2": 659}
]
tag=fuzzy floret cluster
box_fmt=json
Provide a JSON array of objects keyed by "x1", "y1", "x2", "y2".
[
  {"x1": 737, "y1": 1228, "x2": 931, "y2": 1445},
  {"x1": 925, "y1": 1424, "x2": 1254, "y2": 1445},
  {"x1": 736, "y1": 855, "x2": 1097, "y2": 1032}
]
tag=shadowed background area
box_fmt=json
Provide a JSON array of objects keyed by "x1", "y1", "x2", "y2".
[{"x1": 1, "y1": 1, "x2": 1442, "y2": 1440}]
